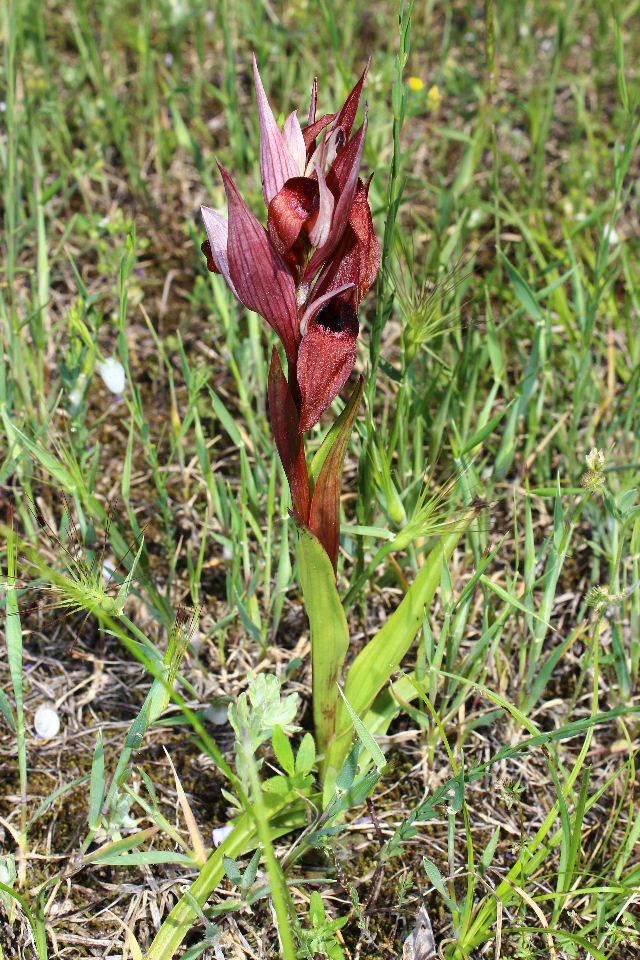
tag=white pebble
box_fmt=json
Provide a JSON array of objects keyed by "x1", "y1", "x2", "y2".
[{"x1": 34, "y1": 704, "x2": 61, "y2": 739}]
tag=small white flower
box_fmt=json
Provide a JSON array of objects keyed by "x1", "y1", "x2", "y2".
[
  {"x1": 98, "y1": 357, "x2": 126, "y2": 395},
  {"x1": 212, "y1": 823, "x2": 234, "y2": 847},
  {"x1": 603, "y1": 223, "x2": 619, "y2": 246},
  {"x1": 165, "y1": 53, "x2": 174, "y2": 67},
  {"x1": 34, "y1": 704, "x2": 61, "y2": 739},
  {"x1": 69, "y1": 372, "x2": 87, "y2": 409},
  {"x1": 0, "y1": 101, "x2": 7, "y2": 113},
  {"x1": 586, "y1": 447, "x2": 606, "y2": 472}
]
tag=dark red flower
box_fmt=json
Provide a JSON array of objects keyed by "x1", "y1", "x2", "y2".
[
  {"x1": 201, "y1": 57, "x2": 379, "y2": 567},
  {"x1": 202, "y1": 56, "x2": 379, "y2": 422}
]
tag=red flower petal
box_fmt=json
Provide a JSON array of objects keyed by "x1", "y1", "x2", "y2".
[
  {"x1": 333, "y1": 59, "x2": 370, "y2": 140},
  {"x1": 311, "y1": 179, "x2": 380, "y2": 308},
  {"x1": 201, "y1": 205, "x2": 238, "y2": 297},
  {"x1": 297, "y1": 299, "x2": 359, "y2": 432},
  {"x1": 267, "y1": 177, "x2": 319, "y2": 255},
  {"x1": 303, "y1": 113, "x2": 336, "y2": 152},
  {"x1": 348, "y1": 177, "x2": 380, "y2": 298},
  {"x1": 303, "y1": 120, "x2": 366, "y2": 284},
  {"x1": 299, "y1": 281, "x2": 355, "y2": 336},
  {"x1": 308, "y1": 164, "x2": 335, "y2": 249},
  {"x1": 219, "y1": 164, "x2": 299, "y2": 360},
  {"x1": 329, "y1": 118, "x2": 366, "y2": 191},
  {"x1": 308, "y1": 376, "x2": 364, "y2": 570},
  {"x1": 253, "y1": 56, "x2": 300, "y2": 204},
  {"x1": 283, "y1": 111, "x2": 306, "y2": 174},
  {"x1": 267, "y1": 348, "x2": 310, "y2": 521}
]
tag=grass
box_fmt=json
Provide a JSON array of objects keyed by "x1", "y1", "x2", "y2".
[{"x1": 1, "y1": 0, "x2": 640, "y2": 957}]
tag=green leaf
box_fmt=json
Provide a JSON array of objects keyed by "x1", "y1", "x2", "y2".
[
  {"x1": 0, "y1": 412, "x2": 79, "y2": 490},
  {"x1": 310, "y1": 890, "x2": 326, "y2": 923},
  {"x1": 308, "y1": 377, "x2": 364, "y2": 569},
  {"x1": 93, "y1": 852, "x2": 197, "y2": 866},
  {"x1": 335, "y1": 743, "x2": 360, "y2": 792},
  {"x1": 328, "y1": 515, "x2": 474, "y2": 782},
  {"x1": 242, "y1": 848, "x2": 262, "y2": 889},
  {"x1": 296, "y1": 525, "x2": 350, "y2": 782},
  {"x1": 459, "y1": 402, "x2": 513, "y2": 455},
  {"x1": 295, "y1": 733, "x2": 316, "y2": 775},
  {"x1": 422, "y1": 857, "x2": 458, "y2": 914},
  {"x1": 115, "y1": 534, "x2": 145, "y2": 609},
  {"x1": 262, "y1": 775, "x2": 294, "y2": 795},
  {"x1": 272, "y1": 726, "x2": 295, "y2": 776},
  {"x1": 146, "y1": 797, "x2": 311, "y2": 960},
  {"x1": 499, "y1": 252, "x2": 542, "y2": 320},
  {"x1": 222, "y1": 855, "x2": 242, "y2": 884},
  {"x1": 479, "y1": 826, "x2": 501, "y2": 876},
  {"x1": 208, "y1": 387, "x2": 245, "y2": 449},
  {"x1": 309, "y1": 377, "x2": 364, "y2": 484},
  {"x1": 87, "y1": 827, "x2": 160, "y2": 862},
  {"x1": 336, "y1": 688, "x2": 386, "y2": 771}
]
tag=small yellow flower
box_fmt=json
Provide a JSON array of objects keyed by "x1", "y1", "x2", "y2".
[
  {"x1": 408, "y1": 76, "x2": 425, "y2": 91},
  {"x1": 427, "y1": 84, "x2": 442, "y2": 110}
]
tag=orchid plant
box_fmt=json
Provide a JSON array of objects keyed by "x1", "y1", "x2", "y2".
[
  {"x1": 144, "y1": 58, "x2": 476, "y2": 960},
  {"x1": 199, "y1": 58, "x2": 476, "y2": 795}
]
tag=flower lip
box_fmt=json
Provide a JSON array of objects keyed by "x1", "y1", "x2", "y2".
[
  {"x1": 297, "y1": 298, "x2": 360, "y2": 433},
  {"x1": 299, "y1": 281, "x2": 355, "y2": 336},
  {"x1": 315, "y1": 300, "x2": 357, "y2": 334}
]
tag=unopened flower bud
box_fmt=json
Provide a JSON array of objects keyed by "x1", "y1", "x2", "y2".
[{"x1": 98, "y1": 357, "x2": 126, "y2": 395}]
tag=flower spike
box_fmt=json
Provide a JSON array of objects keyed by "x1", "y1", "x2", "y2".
[{"x1": 201, "y1": 59, "x2": 379, "y2": 567}]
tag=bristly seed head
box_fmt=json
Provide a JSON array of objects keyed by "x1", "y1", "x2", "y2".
[
  {"x1": 581, "y1": 446, "x2": 607, "y2": 494},
  {"x1": 175, "y1": 604, "x2": 190, "y2": 625}
]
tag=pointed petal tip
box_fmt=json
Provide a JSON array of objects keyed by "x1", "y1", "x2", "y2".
[{"x1": 251, "y1": 56, "x2": 300, "y2": 203}]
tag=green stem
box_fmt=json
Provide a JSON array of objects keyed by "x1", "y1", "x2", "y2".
[
  {"x1": 145, "y1": 796, "x2": 310, "y2": 960},
  {"x1": 244, "y1": 733, "x2": 296, "y2": 960}
]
